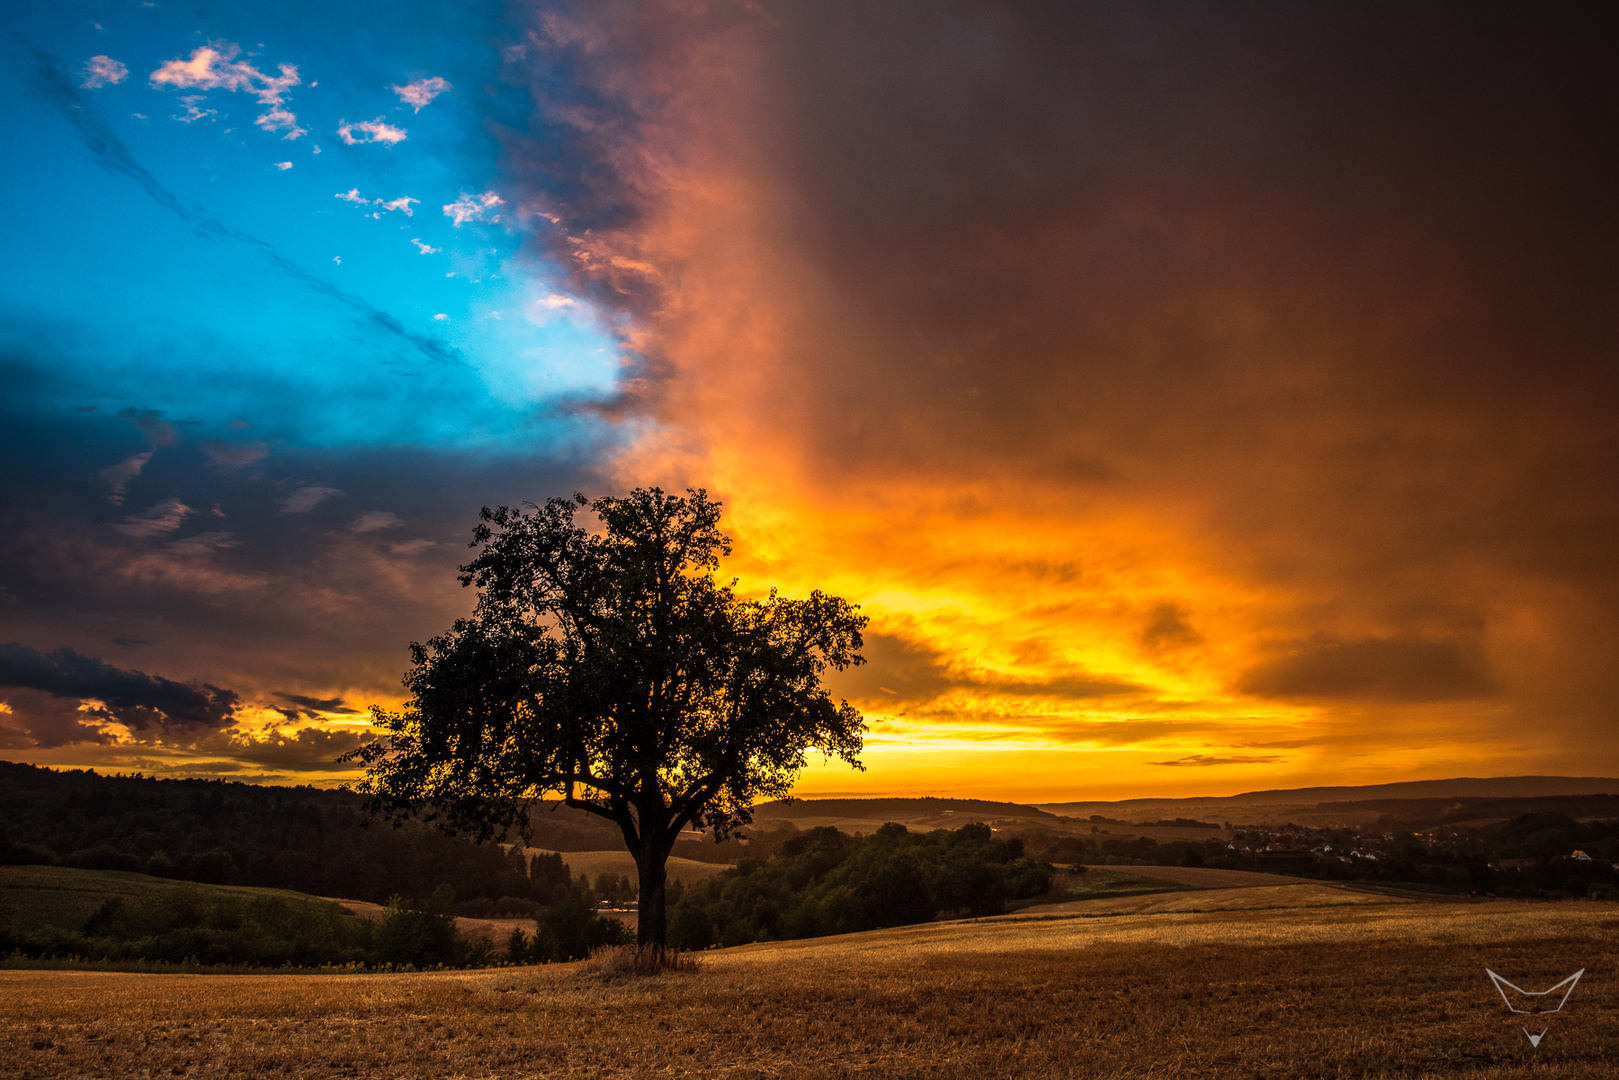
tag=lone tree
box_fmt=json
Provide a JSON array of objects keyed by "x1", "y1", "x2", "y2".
[{"x1": 351, "y1": 488, "x2": 867, "y2": 948}]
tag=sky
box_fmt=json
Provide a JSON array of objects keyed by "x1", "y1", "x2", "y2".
[{"x1": 3, "y1": 2, "x2": 1618, "y2": 802}]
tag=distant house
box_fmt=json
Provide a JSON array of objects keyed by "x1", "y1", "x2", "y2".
[
  {"x1": 1254, "y1": 844, "x2": 1315, "y2": 867},
  {"x1": 1492, "y1": 858, "x2": 1535, "y2": 872}
]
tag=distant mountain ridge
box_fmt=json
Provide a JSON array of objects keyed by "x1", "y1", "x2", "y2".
[
  {"x1": 753, "y1": 796, "x2": 1059, "y2": 822},
  {"x1": 752, "y1": 777, "x2": 1619, "y2": 830},
  {"x1": 1036, "y1": 775, "x2": 1619, "y2": 817}
]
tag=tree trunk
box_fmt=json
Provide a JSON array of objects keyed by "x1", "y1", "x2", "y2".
[{"x1": 635, "y1": 847, "x2": 668, "y2": 948}]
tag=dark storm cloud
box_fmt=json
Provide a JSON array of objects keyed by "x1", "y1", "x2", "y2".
[
  {"x1": 505, "y1": 0, "x2": 1619, "y2": 758},
  {"x1": 1150, "y1": 755, "x2": 1283, "y2": 768},
  {"x1": 0, "y1": 687, "x2": 118, "y2": 749},
  {"x1": 227, "y1": 727, "x2": 366, "y2": 772},
  {"x1": 276, "y1": 692, "x2": 358, "y2": 714},
  {"x1": 826, "y1": 633, "x2": 959, "y2": 702},
  {"x1": 0, "y1": 642, "x2": 238, "y2": 729},
  {"x1": 1237, "y1": 636, "x2": 1495, "y2": 703},
  {"x1": 828, "y1": 632, "x2": 1137, "y2": 705},
  {"x1": 1140, "y1": 604, "x2": 1201, "y2": 652},
  {"x1": 19, "y1": 36, "x2": 467, "y2": 372},
  {"x1": 0, "y1": 363, "x2": 602, "y2": 755}
]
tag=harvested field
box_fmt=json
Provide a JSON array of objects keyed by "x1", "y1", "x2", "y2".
[
  {"x1": 1013, "y1": 880, "x2": 1397, "y2": 917},
  {"x1": 1082, "y1": 863, "x2": 1307, "y2": 889},
  {"x1": 5, "y1": 890, "x2": 1617, "y2": 1078}
]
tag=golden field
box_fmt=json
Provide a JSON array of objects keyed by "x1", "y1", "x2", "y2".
[{"x1": 3, "y1": 883, "x2": 1617, "y2": 1078}]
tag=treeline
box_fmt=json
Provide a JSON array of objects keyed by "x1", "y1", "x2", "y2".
[
  {"x1": 1019, "y1": 831, "x2": 1221, "y2": 869},
  {"x1": 0, "y1": 883, "x2": 628, "y2": 970},
  {"x1": 669, "y1": 822, "x2": 1054, "y2": 949},
  {"x1": 0, "y1": 761, "x2": 732, "y2": 906},
  {"x1": 1016, "y1": 811, "x2": 1619, "y2": 897}
]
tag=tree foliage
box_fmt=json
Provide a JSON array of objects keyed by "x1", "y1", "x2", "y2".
[
  {"x1": 352, "y1": 488, "x2": 867, "y2": 945},
  {"x1": 669, "y1": 822, "x2": 1055, "y2": 949}
]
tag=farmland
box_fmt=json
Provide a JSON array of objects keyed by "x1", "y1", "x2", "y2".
[{"x1": 5, "y1": 878, "x2": 1616, "y2": 1078}]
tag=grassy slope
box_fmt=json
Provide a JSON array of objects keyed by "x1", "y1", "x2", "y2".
[
  {"x1": 0, "y1": 865, "x2": 357, "y2": 933},
  {"x1": 4, "y1": 889, "x2": 1614, "y2": 1078}
]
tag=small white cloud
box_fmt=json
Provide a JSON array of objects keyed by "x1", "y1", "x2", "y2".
[
  {"x1": 536, "y1": 293, "x2": 576, "y2": 310},
  {"x1": 392, "y1": 76, "x2": 451, "y2": 112},
  {"x1": 174, "y1": 96, "x2": 217, "y2": 124},
  {"x1": 411, "y1": 238, "x2": 441, "y2": 255},
  {"x1": 115, "y1": 497, "x2": 193, "y2": 538},
  {"x1": 337, "y1": 117, "x2": 407, "y2": 146},
  {"x1": 489, "y1": 310, "x2": 502, "y2": 320},
  {"x1": 332, "y1": 255, "x2": 342, "y2": 264},
  {"x1": 98, "y1": 450, "x2": 154, "y2": 505},
  {"x1": 274, "y1": 161, "x2": 293, "y2": 171},
  {"x1": 443, "y1": 191, "x2": 503, "y2": 226},
  {"x1": 279, "y1": 486, "x2": 344, "y2": 514},
  {"x1": 350, "y1": 511, "x2": 403, "y2": 534},
  {"x1": 150, "y1": 42, "x2": 302, "y2": 137},
  {"x1": 255, "y1": 104, "x2": 306, "y2": 140},
  {"x1": 338, "y1": 190, "x2": 417, "y2": 217},
  {"x1": 82, "y1": 56, "x2": 128, "y2": 89},
  {"x1": 432, "y1": 313, "x2": 448, "y2": 321},
  {"x1": 387, "y1": 539, "x2": 436, "y2": 556}
]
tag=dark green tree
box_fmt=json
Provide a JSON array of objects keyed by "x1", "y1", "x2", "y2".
[{"x1": 351, "y1": 488, "x2": 866, "y2": 948}]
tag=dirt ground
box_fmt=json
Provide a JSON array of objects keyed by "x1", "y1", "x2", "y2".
[{"x1": 5, "y1": 891, "x2": 1617, "y2": 1078}]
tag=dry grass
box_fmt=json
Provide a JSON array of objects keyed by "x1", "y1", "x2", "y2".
[
  {"x1": 4, "y1": 893, "x2": 1618, "y2": 1078},
  {"x1": 1015, "y1": 880, "x2": 1401, "y2": 918},
  {"x1": 1082, "y1": 864, "x2": 1310, "y2": 889},
  {"x1": 576, "y1": 944, "x2": 704, "y2": 981}
]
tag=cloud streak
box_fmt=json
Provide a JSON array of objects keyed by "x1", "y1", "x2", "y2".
[{"x1": 23, "y1": 37, "x2": 466, "y2": 372}]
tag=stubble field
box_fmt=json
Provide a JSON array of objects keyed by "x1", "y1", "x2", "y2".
[{"x1": 4, "y1": 891, "x2": 1617, "y2": 1079}]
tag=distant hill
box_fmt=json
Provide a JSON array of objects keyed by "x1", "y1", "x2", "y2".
[
  {"x1": 1038, "y1": 776, "x2": 1619, "y2": 817},
  {"x1": 752, "y1": 797, "x2": 1060, "y2": 828}
]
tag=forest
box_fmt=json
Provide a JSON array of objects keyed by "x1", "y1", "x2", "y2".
[{"x1": 0, "y1": 761, "x2": 684, "y2": 907}]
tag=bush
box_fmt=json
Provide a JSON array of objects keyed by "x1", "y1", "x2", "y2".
[
  {"x1": 374, "y1": 894, "x2": 461, "y2": 967},
  {"x1": 537, "y1": 897, "x2": 632, "y2": 961},
  {"x1": 0, "y1": 829, "x2": 58, "y2": 867},
  {"x1": 62, "y1": 846, "x2": 142, "y2": 873}
]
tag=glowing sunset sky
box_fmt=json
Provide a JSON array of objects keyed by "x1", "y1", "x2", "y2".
[{"x1": 3, "y1": 3, "x2": 1617, "y2": 800}]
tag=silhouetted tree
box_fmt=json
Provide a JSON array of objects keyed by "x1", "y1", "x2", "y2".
[{"x1": 352, "y1": 488, "x2": 866, "y2": 948}]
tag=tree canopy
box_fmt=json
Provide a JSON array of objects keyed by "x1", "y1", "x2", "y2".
[{"x1": 351, "y1": 487, "x2": 867, "y2": 946}]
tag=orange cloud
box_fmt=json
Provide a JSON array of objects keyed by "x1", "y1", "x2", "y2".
[{"x1": 498, "y1": 1, "x2": 1619, "y2": 799}]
